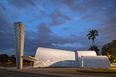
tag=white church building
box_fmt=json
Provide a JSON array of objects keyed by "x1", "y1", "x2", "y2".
[
  {"x1": 33, "y1": 47, "x2": 110, "y2": 68},
  {"x1": 13, "y1": 22, "x2": 110, "y2": 69}
]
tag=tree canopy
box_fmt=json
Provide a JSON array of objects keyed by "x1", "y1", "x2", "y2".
[
  {"x1": 101, "y1": 39, "x2": 116, "y2": 63},
  {"x1": 101, "y1": 39, "x2": 116, "y2": 56}
]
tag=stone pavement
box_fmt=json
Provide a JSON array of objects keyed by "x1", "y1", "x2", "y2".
[{"x1": 5, "y1": 67, "x2": 115, "y2": 77}]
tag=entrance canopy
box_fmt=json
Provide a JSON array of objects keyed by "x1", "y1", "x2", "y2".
[{"x1": 22, "y1": 56, "x2": 38, "y2": 61}]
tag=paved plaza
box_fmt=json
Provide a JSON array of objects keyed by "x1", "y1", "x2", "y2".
[{"x1": 0, "y1": 67, "x2": 114, "y2": 77}]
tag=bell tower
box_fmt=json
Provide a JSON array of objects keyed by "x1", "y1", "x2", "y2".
[{"x1": 14, "y1": 22, "x2": 25, "y2": 69}]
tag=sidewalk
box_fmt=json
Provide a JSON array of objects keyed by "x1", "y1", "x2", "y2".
[{"x1": 5, "y1": 67, "x2": 112, "y2": 77}]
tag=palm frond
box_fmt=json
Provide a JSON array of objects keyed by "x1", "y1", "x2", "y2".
[
  {"x1": 88, "y1": 36, "x2": 91, "y2": 40},
  {"x1": 87, "y1": 33, "x2": 91, "y2": 36},
  {"x1": 95, "y1": 34, "x2": 99, "y2": 36}
]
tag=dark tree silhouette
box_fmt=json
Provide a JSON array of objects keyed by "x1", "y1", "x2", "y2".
[
  {"x1": 88, "y1": 45, "x2": 99, "y2": 55},
  {"x1": 9, "y1": 55, "x2": 16, "y2": 63},
  {"x1": 87, "y1": 30, "x2": 99, "y2": 50},
  {"x1": 101, "y1": 40, "x2": 116, "y2": 56},
  {"x1": 0, "y1": 54, "x2": 9, "y2": 63}
]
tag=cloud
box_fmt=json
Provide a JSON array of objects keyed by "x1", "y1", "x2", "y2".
[
  {"x1": 0, "y1": 3, "x2": 6, "y2": 10},
  {"x1": 49, "y1": 18, "x2": 65, "y2": 26},
  {"x1": 38, "y1": 22, "x2": 52, "y2": 34},
  {"x1": 81, "y1": 14, "x2": 106, "y2": 23},
  {"x1": 49, "y1": 10, "x2": 70, "y2": 20},
  {"x1": 63, "y1": 28, "x2": 69, "y2": 30},
  {"x1": 0, "y1": 49, "x2": 15, "y2": 56},
  {"x1": 90, "y1": 16, "x2": 116, "y2": 46},
  {"x1": 9, "y1": 12, "x2": 19, "y2": 20},
  {"x1": 104, "y1": 2, "x2": 116, "y2": 18},
  {"x1": 40, "y1": 10, "x2": 46, "y2": 15},
  {"x1": 49, "y1": 10, "x2": 70, "y2": 26},
  {"x1": 106, "y1": 16, "x2": 116, "y2": 24},
  {"x1": 27, "y1": 19, "x2": 35, "y2": 22},
  {"x1": 82, "y1": 0, "x2": 106, "y2": 8},
  {"x1": 70, "y1": 33, "x2": 77, "y2": 37},
  {"x1": 7, "y1": 0, "x2": 36, "y2": 9},
  {"x1": 22, "y1": 21, "x2": 90, "y2": 55},
  {"x1": 63, "y1": 0, "x2": 74, "y2": 7},
  {"x1": 31, "y1": 10, "x2": 47, "y2": 20},
  {"x1": 71, "y1": 5, "x2": 86, "y2": 14},
  {"x1": 0, "y1": 11, "x2": 14, "y2": 52},
  {"x1": 80, "y1": 1, "x2": 114, "y2": 21},
  {"x1": 81, "y1": 14, "x2": 96, "y2": 20},
  {"x1": 0, "y1": 0, "x2": 116, "y2": 56}
]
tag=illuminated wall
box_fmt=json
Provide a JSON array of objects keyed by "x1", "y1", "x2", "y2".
[
  {"x1": 77, "y1": 51, "x2": 110, "y2": 68},
  {"x1": 33, "y1": 47, "x2": 79, "y2": 67},
  {"x1": 77, "y1": 51, "x2": 97, "y2": 58},
  {"x1": 77, "y1": 51, "x2": 97, "y2": 67},
  {"x1": 33, "y1": 48, "x2": 110, "y2": 68},
  {"x1": 81, "y1": 56, "x2": 111, "y2": 68}
]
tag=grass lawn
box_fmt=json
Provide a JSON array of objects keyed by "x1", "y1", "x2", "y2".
[
  {"x1": 76, "y1": 68, "x2": 116, "y2": 74},
  {"x1": 51, "y1": 68, "x2": 116, "y2": 75},
  {"x1": 50, "y1": 64, "x2": 116, "y2": 75}
]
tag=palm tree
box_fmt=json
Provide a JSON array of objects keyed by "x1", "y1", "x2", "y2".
[
  {"x1": 88, "y1": 45, "x2": 99, "y2": 55},
  {"x1": 87, "y1": 30, "x2": 99, "y2": 50}
]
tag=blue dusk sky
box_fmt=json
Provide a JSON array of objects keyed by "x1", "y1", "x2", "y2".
[{"x1": 0, "y1": 0, "x2": 116, "y2": 56}]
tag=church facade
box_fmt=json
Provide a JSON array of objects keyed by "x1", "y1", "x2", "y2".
[{"x1": 33, "y1": 47, "x2": 110, "y2": 68}]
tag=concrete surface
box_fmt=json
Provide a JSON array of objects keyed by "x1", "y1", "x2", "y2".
[
  {"x1": 3, "y1": 67, "x2": 116, "y2": 77},
  {"x1": 0, "y1": 67, "x2": 51, "y2": 77}
]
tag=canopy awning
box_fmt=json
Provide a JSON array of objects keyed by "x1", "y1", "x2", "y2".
[{"x1": 22, "y1": 56, "x2": 38, "y2": 61}]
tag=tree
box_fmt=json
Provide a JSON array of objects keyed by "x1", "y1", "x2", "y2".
[
  {"x1": 0, "y1": 54, "x2": 9, "y2": 63},
  {"x1": 109, "y1": 56, "x2": 115, "y2": 63},
  {"x1": 88, "y1": 45, "x2": 99, "y2": 55},
  {"x1": 101, "y1": 39, "x2": 116, "y2": 57},
  {"x1": 9, "y1": 55, "x2": 16, "y2": 63},
  {"x1": 101, "y1": 43, "x2": 111, "y2": 55},
  {"x1": 87, "y1": 30, "x2": 99, "y2": 50}
]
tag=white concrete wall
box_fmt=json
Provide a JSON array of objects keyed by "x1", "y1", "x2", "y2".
[
  {"x1": 33, "y1": 47, "x2": 78, "y2": 67},
  {"x1": 33, "y1": 49, "x2": 110, "y2": 68},
  {"x1": 77, "y1": 51, "x2": 97, "y2": 67},
  {"x1": 81, "y1": 56, "x2": 111, "y2": 68},
  {"x1": 77, "y1": 51, "x2": 97, "y2": 59}
]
